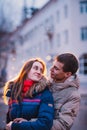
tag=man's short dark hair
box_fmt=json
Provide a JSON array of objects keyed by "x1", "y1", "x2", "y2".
[{"x1": 55, "y1": 53, "x2": 79, "y2": 75}]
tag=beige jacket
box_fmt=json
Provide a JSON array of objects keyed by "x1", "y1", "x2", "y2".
[{"x1": 49, "y1": 75, "x2": 81, "y2": 130}]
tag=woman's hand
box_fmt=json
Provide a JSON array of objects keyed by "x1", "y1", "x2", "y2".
[
  {"x1": 13, "y1": 118, "x2": 27, "y2": 123},
  {"x1": 6, "y1": 121, "x2": 13, "y2": 130}
]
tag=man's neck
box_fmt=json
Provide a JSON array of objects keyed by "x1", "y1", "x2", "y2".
[{"x1": 54, "y1": 79, "x2": 66, "y2": 83}]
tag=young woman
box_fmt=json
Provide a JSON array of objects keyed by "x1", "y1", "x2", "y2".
[{"x1": 3, "y1": 58, "x2": 54, "y2": 130}]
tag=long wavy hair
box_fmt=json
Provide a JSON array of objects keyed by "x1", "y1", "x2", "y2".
[{"x1": 3, "y1": 58, "x2": 47, "y2": 103}]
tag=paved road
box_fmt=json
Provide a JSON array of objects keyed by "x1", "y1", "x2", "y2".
[
  {"x1": 71, "y1": 94, "x2": 87, "y2": 130},
  {"x1": 0, "y1": 92, "x2": 8, "y2": 130}
]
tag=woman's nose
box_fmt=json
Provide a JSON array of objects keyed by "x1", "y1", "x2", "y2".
[{"x1": 37, "y1": 69, "x2": 41, "y2": 74}]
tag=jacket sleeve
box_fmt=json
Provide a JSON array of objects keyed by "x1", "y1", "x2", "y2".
[
  {"x1": 11, "y1": 90, "x2": 54, "y2": 130},
  {"x1": 51, "y1": 91, "x2": 80, "y2": 130}
]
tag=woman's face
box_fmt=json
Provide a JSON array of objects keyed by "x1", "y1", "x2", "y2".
[{"x1": 27, "y1": 61, "x2": 44, "y2": 81}]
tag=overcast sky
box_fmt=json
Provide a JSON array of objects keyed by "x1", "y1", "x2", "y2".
[
  {"x1": 26, "y1": 0, "x2": 50, "y2": 8},
  {"x1": 0, "y1": 0, "x2": 50, "y2": 32}
]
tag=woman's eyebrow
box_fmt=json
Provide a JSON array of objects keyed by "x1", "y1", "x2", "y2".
[{"x1": 34, "y1": 65, "x2": 43, "y2": 69}]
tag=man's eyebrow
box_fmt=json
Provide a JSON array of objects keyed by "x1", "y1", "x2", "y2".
[
  {"x1": 54, "y1": 65, "x2": 58, "y2": 69},
  {"x1": 54, "y1": 65, "x2": 61, "y2": 70}
]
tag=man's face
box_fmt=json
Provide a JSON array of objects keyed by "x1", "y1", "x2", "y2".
[
  {"x1": 50, "y1": 60, "x2": 68, "y2": 83},
  {"x1": 27, "y1": 61, "x2": 43, "y2": 82}
]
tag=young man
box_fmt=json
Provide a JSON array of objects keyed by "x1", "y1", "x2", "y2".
[{"x1": 49, "y1": 53, "x2": 80, "y2": 130}]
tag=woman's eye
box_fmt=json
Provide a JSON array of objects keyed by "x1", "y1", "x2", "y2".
[
  {"x1": 33, "y1": 66, "x2": 43, "y2": 73},
  {"x1": 40, "y1": 68, "x2": 43, "y2": 73},
  {"x1": 34, "y1": 66, "x2": 38, "y2": 70}
]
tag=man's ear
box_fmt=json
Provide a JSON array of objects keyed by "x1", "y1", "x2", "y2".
[{"x1": 65, "y1": 72, "x2": 72, "y2": 78}]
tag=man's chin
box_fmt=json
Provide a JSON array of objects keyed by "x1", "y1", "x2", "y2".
[{"x1": 51, "y1": 74, "x2": 55, "y2": 79}]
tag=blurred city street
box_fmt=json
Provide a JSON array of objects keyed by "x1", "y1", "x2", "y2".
[
  {"x1": 0, "y1": 0, "x2": 87, "y2": 129},
  {"x1": 0, "y1": 82, "x2": 87, "y2": 130}
]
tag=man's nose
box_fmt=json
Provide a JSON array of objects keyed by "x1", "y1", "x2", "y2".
[{"x1": 50, "y1": 67, "x2": 53, "y2": 71}]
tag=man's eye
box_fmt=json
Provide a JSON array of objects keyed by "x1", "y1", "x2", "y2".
[{"x1": 54, "y1": 66, "x2": 58, "y2": 70}]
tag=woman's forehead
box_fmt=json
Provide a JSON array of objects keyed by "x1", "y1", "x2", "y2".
[{"x1": 32, "y1": 61, "x2": 43, "y2": 68}]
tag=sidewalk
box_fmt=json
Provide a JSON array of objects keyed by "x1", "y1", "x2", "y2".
[{"x1": 0, "y1": 87, "x2": 8, "y2": 130}]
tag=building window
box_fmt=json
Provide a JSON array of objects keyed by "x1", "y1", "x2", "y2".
[
  {"x1": 44, "y1": 16, "x2": 54, "y2": 33},
  {"x1": 81, "y1": 27, "x2": 87, "y2": 40},
  {"x1": 63, "y1": 30, "x2": 68, "y2": 44},
  {"x1": 79, "y1": 54, "x2": 87, "y2": 74},
  {"x1": 64, "y1": 5, "x2": 68, "y2": 18},
  {"x1": 56, "y1": 10, "x2": 60, "y2": 22},
  {"x1": 80, "y1": 1, "x2": 87, "y2": 13},
  {"x1": 56, "y1": 33, "x2": 61, "y2": 46},
  {"x1": 44, "y1": 16, "x2": 54, "y2": 42}
]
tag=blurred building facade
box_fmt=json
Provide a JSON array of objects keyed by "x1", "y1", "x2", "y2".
[
  {"x1": 0, "y1": 32, "x2": 16, "y2": 86},
  {"x1": 0, "y1": 0, "x2": 87, "y2": 82}
]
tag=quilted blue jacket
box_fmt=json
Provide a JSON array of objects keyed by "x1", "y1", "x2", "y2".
[{"x1": 6, "y1": 88, "x2": 54, "y2": 130}]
